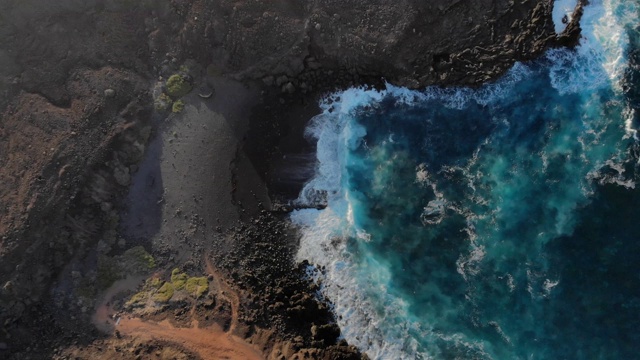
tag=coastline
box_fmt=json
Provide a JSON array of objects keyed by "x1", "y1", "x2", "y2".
[{"x1": 0, "y1": 0, "x2": 584, "y2": 359}]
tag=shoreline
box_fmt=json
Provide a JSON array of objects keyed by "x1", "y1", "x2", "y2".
[{"x1": 0, "y1": 1, "x2": 585, "y2": 358}]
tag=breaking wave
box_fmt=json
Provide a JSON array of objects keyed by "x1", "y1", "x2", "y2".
[{"x1": 292, "y1": 1, "x2": 640, "y2": 358}]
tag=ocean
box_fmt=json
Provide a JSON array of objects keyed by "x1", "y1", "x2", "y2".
[{"x1": 291, "y1": 0, "x2": 640, "y2": 359}]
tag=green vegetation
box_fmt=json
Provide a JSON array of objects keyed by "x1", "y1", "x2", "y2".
[
  {"x1": 172, "y1": 99, "x2": 185, "y2": 113},
  {"x1": 169, "y1": 269, "x2": 208, "y2": 297},
  {"x1": 155, "y1": 74, "x2": 191, "y2": 113},
  {"x1": 154, "y1": 93, "x2": 173, "y2": 111},
  {"x1": 126, "y1": 270, "x2": 209, "y2": 308},
  {"x1": 153, "y1": 282, "x2": 175, "y2": 303},
  {"x1": 171, "y1": 268, "x2": 189, "y2": 290},
  {"x1": 185, "y1": 277, "x2": 209, "y2": 298},
  {"x1": 149, "y1": 277, "x2": 163, "y2": 289},
  {"x1": 126, "y1": 291, "x2": 148, "y2": 308},
  {"x1": 165, "y1": 74, "x2": 192, "y2": 98},
  {"x1": 124, "y1": 277, "x2": 163, "y2": 309}
]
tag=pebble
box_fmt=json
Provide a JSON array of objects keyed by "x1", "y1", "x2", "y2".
[
  {"x1": 104, "y1": 89, "x2": 115, "y2": 98},
  {"x1": 283, "y1": 82, "x2": 296, "y2": 94}
]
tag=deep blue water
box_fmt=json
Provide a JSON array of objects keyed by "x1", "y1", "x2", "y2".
[{"x1": 293, "y1": 1, "x2": 640, "y2": 359}]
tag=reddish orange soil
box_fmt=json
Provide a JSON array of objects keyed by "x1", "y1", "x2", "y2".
[
  {"x1": 117, "y1": 317, "x2": 263, "y2": 360},
  {"x1": 205, "y1": 254, "x2": 241, "y2": 334}
]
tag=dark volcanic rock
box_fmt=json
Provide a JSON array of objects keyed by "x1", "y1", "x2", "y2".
[
  {"x1": 170, "y1": 0, "x2": 566, "y2": 88},
  {"x1": 312, "y1": 323, "x2": 341, "y2": 346}
]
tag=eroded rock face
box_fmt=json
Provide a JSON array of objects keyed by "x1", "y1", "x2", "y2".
[
  {"x1": 0, "y1": 1, "x2": 167, "y2": 332},
  {"x1": 0, "y1": 67, "x2": 153, "y2": 322},
  {"x1": 171, "y1": 0, "x2": 560, "y2": 88}
]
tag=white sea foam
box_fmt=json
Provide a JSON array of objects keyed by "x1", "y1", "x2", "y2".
[
  {"x1": 292, "y1": 85, "x2": 433, "y2": 358},
  {"x1": 549, "y1": 0, "x2": 638, "y2": 95},
  {"x1": 383, "y1": 64, "x2": 533, "y2": 109},
  {"x1": 456, "y1": 243, "x2": 487, "y2": 281},
  {"x1": 292, "y1": 206, "x2": 430, "y2": 359},
  {"x1": 294, "y1": 200, "x2": 491, "y2": 359},
  {"x1": 586, "y1": 157, "x2": 637, "y2": 188},
  {"x1": 415, "y1": 163, "x2": 430, "y2": 186},
  {"x1": 472, "y1": 62, "x2": 534, "y2": 107},
  {"x1": 623, "y1": 106, "x2": 638, "y2": 141},
  {"x1": 297, "y1": 87, "x2": 384, "y2": 206},
  {"x1": 543, "y1": 278, "x2": 561, "y2": 297},
  {"x1": 553, "y1": 0, "x2": 579, "y2": 34}
]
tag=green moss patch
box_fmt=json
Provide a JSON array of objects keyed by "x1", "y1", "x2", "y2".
[
  {"x1": 185, "y1": 277, "x2": 209, "y2": 298},
  {"x1": 172, "y1": 99, "x2": 185, "y2": 113},
  {"x1": 128, "y1": 270, "x2": 210, "y2": 308},
  {"x1": 171, "y1": 268, "x2": 189, "y2": 290},
  {"x1": 165, "y1": 74, "x2": 192, "y2": 98},
  {"x1": 149, "y1": 277, "x2": 163, "y2": 289},
  {"x1": 126, "y1": 291, "x2": 148, "y2": 308},
  {"x1": 154, "y1": 93, "x2": 173, "y2": 111},
  {"x1": 153, "y1": 282, "x2": 175, "y2": 303}
]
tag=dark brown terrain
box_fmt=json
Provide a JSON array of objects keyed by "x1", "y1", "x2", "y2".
[{"x1": 0, "y1": 0, "x2": 581, "y2": 359}]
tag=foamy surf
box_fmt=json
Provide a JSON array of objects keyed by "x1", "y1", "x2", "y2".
[
  {"x1": 293, "y1": 1, "x2": 640, "y2": 358},
  {"x1": 553, "y1": 0, "x2": 579, "y2": 34}
]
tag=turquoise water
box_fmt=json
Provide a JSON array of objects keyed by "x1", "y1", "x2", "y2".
[{"x1": 292, "y1": 1, "x2": 640, "y2": 359}]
